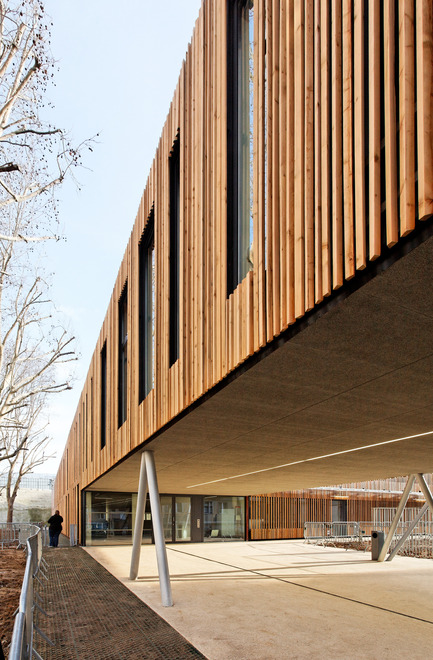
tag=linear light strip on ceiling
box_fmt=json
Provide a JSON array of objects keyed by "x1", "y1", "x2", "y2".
[{"x1": 186, "y1": 430, "x2": 433, "y2": 488}]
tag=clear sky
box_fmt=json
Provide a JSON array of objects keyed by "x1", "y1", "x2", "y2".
[{"x1": 37, "y1": 1, "x2": 202, "y2": 472}]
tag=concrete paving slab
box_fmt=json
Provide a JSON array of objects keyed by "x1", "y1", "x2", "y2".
[{"x1": 86, "y1": 540, "x2": 433, "y2": 660}]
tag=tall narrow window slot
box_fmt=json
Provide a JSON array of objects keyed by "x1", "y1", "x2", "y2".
[
  {"x1": 139, "y1": 209, "x2": 155, "y2": 402},
  {"x1": 90, "y1": 378, "x2": 94, "y2": 462},
  {"x1": 118, "y1": 283, "x2": 128, "y2": 427},
  {"x1": 100, "y1": 342, "x2": 107, "y2": 449},
  {"x1": 227, "y1": 0, "x2": 254, "y2": 296},
  {"x1": 169, "y1": 135, "x2": 180, "y2": 366}
]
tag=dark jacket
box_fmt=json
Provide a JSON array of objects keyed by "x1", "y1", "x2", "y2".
[{"x1": 48, "y1": 514, "x2": 63, "y2": 533}]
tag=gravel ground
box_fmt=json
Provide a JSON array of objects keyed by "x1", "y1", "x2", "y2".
[{"x1": 0, "y1": 548, "x2": 26, "y2": 657}]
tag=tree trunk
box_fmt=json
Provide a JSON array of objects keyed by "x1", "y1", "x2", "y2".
[{"x1": 7, "y1": 495, "x2": 16, "y2": 523}]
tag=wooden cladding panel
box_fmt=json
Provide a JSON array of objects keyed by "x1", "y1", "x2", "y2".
[
  {"x1": 249, "y1": 490, "x2": 424, "y2": 540},
  {"x1": 294, "y1": 0, "x2": 305, "y2": 319},
  {"x1": 368, "y1": 0, "x2": 381, "y2": 260},
  {"x1": 417, "y1": 1, "x2": 433, "y2": 220},
  {"x1": 320, "y1": 2, "x2": 331, "y2": 297},
  {"x1": 354, "y1": 0, "x2": 366, "y2": 270},
  {"x1": 384, "y1": 0, "x2": 399, "y2": 247},
  {"x1": 55, "y1": 1, "x2": 433, "y2": 505},
  {"x1": 331, "y1": 0, "x2": 344, "y2": 289},
  {"x1": 343, "y1": 0, "x2": 355, "y2": 280},
  {"x1": 399, "y1": 0, "x2": 416, "y2": 237},
  {"x1": 304, "y1": 0, "x2": 315, "y2": 309}
]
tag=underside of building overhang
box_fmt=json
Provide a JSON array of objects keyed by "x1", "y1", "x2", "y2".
[{"x1": 90, "y1": 230, "x2": 433, "y2": 496}]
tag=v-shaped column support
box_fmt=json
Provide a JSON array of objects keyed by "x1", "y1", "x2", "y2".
[
  {"x1": 129, "y1": 451, "x2": 173, "y2": 607},
  {"x1": 416, "y1": 473, "x2": 433, "y2": 514},
  {"x1": 377, "y1": 474, "x2": 416, "y2": 561},
  {"x1": 377, "y1": 473, "x2": 433, "y2": 562}
]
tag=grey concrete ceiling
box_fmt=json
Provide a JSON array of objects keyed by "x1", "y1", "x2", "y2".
[{"x1": 91, "y1": 234, "x2": 433, "y2": 495}]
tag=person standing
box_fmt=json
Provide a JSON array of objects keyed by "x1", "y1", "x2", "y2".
[{"x1": 47, "y1": 510, "x2": 63, "y2": 547}]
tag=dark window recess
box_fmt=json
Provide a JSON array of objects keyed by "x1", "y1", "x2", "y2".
[
  {"x1": 100, "y1": 342, "x2": 107, "y2": 449},
  {"x1": 227, "y1": 0, "x2": 254, "y2": 296},
  {"x1": 118, "y1": 284, "x2": 128, "y2": 428},
  {"x1": 139, "y1": 209, "x2": 155, "y2": 402},
  {"x1": 169, "y1": 135, "x2": 180, "y2": 366}
]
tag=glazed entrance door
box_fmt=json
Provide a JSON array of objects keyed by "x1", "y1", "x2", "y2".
[
  {"x1": 159, "y1": 495, "x2": 191, "y2": 542},
  {"x1": 160, "y1": 496, "x2": 173, "y2": 541},
  {"x1": 175, "y1": 496, "x2": 191, "y2": 541}
]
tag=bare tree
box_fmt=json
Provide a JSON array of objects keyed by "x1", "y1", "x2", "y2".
[
  {"x1": 0, "y1": 1, "x2": 90, "y2": 512},
  {"x1": 0, "y1": 0, "x2": 92, "y2": 511},
  {"x1": 0, "y1": 238, "x2": 76, "y2": 518},
  {"x1": 0, "y1": 392, "x2": 54, "y2": 521},
  {"x1": 0, "y1": 0, "x2": 93, "y2": 242}
]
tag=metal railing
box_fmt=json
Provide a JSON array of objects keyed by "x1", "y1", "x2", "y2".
[
  {"x1": 385, "y1": 519, "x2": 433, "y2": 559},
  {"x1": 304, "y1": 521, "x2": 362, "y2": 546},
  {"x1": 304, "y1": 520, "x2": 433, "y2": 559},
  {"x1": 0, "y1": 523, "x2": 43, "y2": 549},
  {"x1": 7, "y1": 524, "x2": 52, "y2": 660}
]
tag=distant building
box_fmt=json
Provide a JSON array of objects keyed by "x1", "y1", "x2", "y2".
[
  {"x1": 0, "y1": 473, "x2": 54, "y2": 523},
  {"x1": 0, "y1": 473, "x2": 54, "y2": 491}
]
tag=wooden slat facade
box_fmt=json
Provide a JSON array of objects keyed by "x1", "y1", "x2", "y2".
[
  {"x1": 54, "y1": 1, "x2": 433, "y2": 533},
  {"x1": 250, "y1": 483, "x2": 427, "y2": 540}
]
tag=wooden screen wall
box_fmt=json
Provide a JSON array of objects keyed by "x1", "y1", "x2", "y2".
[
  {"x1": 249, "y1": 489, "x2": 424, "y2": 540},
  {"x1": 54, "y1": 1, "x2": 433, "y2": 514}
]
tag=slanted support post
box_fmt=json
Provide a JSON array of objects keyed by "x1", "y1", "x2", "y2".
[
  {"x1": 386, "y1": 474, "x2": 433, "y2": 561},
  {"x1": 386, "y1": 502, "x2": 429, "y2": 561},
  {"x1": 145, "y1": 450, "x2": 173, "y2": 607},
  {"x1": 129, "y1": 452, "x2": 148, "y2": 580},
  {"x1": 377, "y1": 474, "x2": 417, "y2": 562},
  {"x1": 416, "y1": 474, "x2": 433, "y2": 515}
]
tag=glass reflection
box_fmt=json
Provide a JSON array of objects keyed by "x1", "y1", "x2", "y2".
[
  {"x1": 175, "y1": 496, "x2": 191, "y2": 541},
  {"x1": 203, "y1": 496, "x2": 245, "y2": 541}
]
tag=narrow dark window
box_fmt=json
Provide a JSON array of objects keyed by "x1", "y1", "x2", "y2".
[
  {"x1": 83, "y1": 399, "x2": 87, "y2": 469},
  {"x1": 90, "y1": 378, "x2": 94, "y2": 462},
  {"x1": 118, "y1": 284, "x2": 128, "y2": 427},
  {"x1": 227, "y1": 0, "x2": 254, "y2": 296},
  {"x1": 169, "y1": 135, "x2": 180, "y2": 366},
  {"x1": 139, "y1": 209, "x2": 155, "y2": 402},
  {"x1": 100, "y1": 343, "x2": 107, "y2": 449}
]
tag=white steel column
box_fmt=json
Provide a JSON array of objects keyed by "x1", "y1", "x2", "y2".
[
  {"x1": 416, "y1": 474, "x2": 433, "y2": 515},
  {"x1": 145, "y1": 450, "x2": 173, "y2": 607},
  {"x1": 129, "y1": 452, "x2": 148, "y2": 580},
  {"x1": 377, "y1": 474, "x2": 416, "y2": 562}
]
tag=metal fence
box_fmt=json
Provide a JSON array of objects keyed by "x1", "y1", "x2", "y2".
[
  {"x1": 0, "y1": 523, "x2": 47, "y2": 549},
  {"x1": 304, "y1": 521, "x2": 362, "y2": 546},
  {"x1": 304, "y1": 518, "x2": 433, "y2": 559},
  {"x1": 386, "y1": 519, "x2": 433, "y2": 559},
  {"x1": 7, "y1": 524, "x2": 52, "y2": 660}
]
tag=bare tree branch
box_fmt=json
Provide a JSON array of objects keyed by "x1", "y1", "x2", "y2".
[
  {"x1": 0, "y1": 232, "x2": 58, "y2": 242},
  {"x1": 0, "y1": 162, "x2": 20, "y2": 173}
]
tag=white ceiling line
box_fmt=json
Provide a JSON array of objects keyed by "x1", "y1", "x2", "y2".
[{"x1": 186, "y1": 430, "x2": 433, "y2": 488}]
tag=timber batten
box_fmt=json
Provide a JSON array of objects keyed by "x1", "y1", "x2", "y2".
[{"x1": 54, "y1": 1, "x2": 433, "y2": 535}]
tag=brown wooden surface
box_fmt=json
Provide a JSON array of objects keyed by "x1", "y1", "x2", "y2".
[
  {"x1": 250, "y1": 487, "x2": 424, "y2": 540},
  {"x1": 54, "y1": 1, "x2": 433, "y2": 528}
]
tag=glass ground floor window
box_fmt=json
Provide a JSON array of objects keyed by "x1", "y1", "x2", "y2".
[
  {"x1": 85, "y1": 491, "x2": 154, "y2": 546},
  {"x1": 84, "y1": 491, "x2": 245, "y2": 545},
  {"x1": 203, "y1": 496, "x2": 245, "y2": 541},
  {"x1": 85, "y1": 491, "x2": 134, "y2": 545}
]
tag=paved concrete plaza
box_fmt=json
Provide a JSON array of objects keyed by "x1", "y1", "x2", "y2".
[{"x1": 87, "y1": 539, "x2": 433, "y2": 660}]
